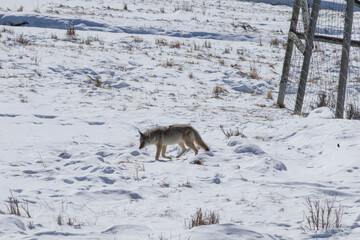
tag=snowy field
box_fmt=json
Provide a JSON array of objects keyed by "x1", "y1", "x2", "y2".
[{"x1": 1, "y1": 0, "x2": 360, "y2": 239}]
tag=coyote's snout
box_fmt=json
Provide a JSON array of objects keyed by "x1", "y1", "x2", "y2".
[{"x1": 138, "y1": 125, "x2": 210, "y2": 160}]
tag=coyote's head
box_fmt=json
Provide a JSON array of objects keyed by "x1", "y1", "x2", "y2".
[{"x1": 138, "y1": 130, "x2": 148, "y2": 149}]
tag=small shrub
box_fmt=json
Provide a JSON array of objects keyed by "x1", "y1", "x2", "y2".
[
  {"x1": 301, "y1": 196, "x2": 345, "y2": 232},
  {"x1": 123, "y1": 3, "x2": 128, "y2": 11},
  {"x1": 267, "y1": 90, "x2": 273, "y2": 100},
  {"x1": 186, "y1": 208, "x2": 219, "y2": 229}
]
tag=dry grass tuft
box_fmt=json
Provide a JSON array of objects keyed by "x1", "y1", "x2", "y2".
[
  {"x1": 220, "y1": 125, "x2": 246, "y2": 138},
  {"x1": 57, "y1": 214, "x2": 63, "y2": 225},
  {"x1": 213, "y1": 86, "x2": 228, "y2": 99},
  {"x1": 301, "y1": 196, "x2": 345, "y2": 232},
  {"x1": 15, "y1": 34, "x2": 30, "y2": 45},
  {"x1": 203, "y1": 40, "x2": 212, "y2": 48},
  {"x1": 160, "y1": 59, "x2": 175, "y2": 68},
  {"x1": 159, "y1": 182, "x2": 170, "y2": 188},
  {"x1": 6, "y1": 191, "x2": 21, "y2": 216},
  {"x1": 66, "y1": 27, "x2": 75, "y2": 36},
  {"x1": 155, "y1": 38, "x2": 168, "y2": 46},
  {"x1": 51, "y1": 33, "x2": 58, "y2": 40},
  {"x1": 133, "y1": 36, "x2": 143, "y2": 43},
  {"x1": 192, "y1": 159, "x2": 203, "y2": 165},
  {"x1": 17, "y1": 5, "x2": 24, "y2": 12},
  {"x1": 21, "y1": 201, "x2": 31, "y2": 218},
  {"x1": 223, "y1": 48, "x2": 231, "y2": 54},
  {"x1": 310, "y1": 91, "x2": 336, "y2": 110},
  {"x1": 87, "y1": 75, "x2": 107, "y2": 88},
  {"x1": 123, "y1": 3, "x2": 128, "y2": 11},
  {"x1": 186, "y1": 208, "x2": 219, "y2": 229},
  {"x1": 270, "y1": 38, "x2": 280, "y2": 47},
  {"x1": 170, "y1": 41, "x2": 181, "y2": 49},
  {"x1": 247, "y1": 62, "x2": 261, "y2": 80},
  {"x1": 346, "y1": 102, "x2": 360, "y2": 120}
]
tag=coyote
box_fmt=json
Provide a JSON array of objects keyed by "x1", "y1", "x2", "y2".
[{"x1": 138, "y1": 125, "x2": 210, "y2": 160}]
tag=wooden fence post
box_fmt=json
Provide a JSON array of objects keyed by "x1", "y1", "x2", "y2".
[
  {"x1": 277, "y1": 0, "x2": 302, "y2": 108},
  {"x1": 294, "y1": 0, "x2": 322, "y2": 115},
  {"x1": 336, "y1": 0, "x2": 354, "y2": 118}
]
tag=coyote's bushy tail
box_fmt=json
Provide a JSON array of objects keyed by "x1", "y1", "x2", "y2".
[{"x1": 193, "y1": 129, "x2": 210, "y2": 151}]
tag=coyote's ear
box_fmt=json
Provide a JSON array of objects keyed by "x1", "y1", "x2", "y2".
[{"x1": 138, "y1": 130, "x2": 144, "y2": 136}]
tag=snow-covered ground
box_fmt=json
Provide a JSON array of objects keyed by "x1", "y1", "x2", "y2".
[{"x1": 1, "y1": 0, "x2": 360, "y2": 239}]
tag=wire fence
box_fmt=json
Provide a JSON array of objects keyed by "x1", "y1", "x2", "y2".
[{"x1": 283, "y1": 0, "x2": 360, "y2": 118}]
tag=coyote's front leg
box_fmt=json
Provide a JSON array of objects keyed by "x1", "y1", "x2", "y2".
[
  {"x1": 155, "y1": 144, "x2": 162, "y2": 160},
  {"x1": 161, "y1": 146, "x2": 172, "y2": 160}
]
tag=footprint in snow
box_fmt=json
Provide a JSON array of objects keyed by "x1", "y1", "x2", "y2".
[
  {"x1": 103, "y1": 167, "x2": 115, "y2": 174},
  {"x1": 96, "y1": 151, "x2": 113, "y2": 158},
  {"x1": 99, "y1": 176, "x2": 115, "y2": 185},
  {"x1": 59, "y1": 152, "x2": 71, "y2": 159},
  {"x1": 75, "y1": 176, "x2": 88, "y2": 181},
  {"x1": 131, "y1": 150, "x2": 140, "y2": 156},
  {"x1": 63, "y1": 160, "x2": 81, "y2": 166},
  {"x1": 34, "y1": 114, "x2": 57, "y2": 119},
  {"x1": 23, "y1": 170, "x2": 38, "y2": 175},
  {"x1": 81, "y1": 165, "x2": 92, "y2": 171},
  {"x1": 63, "y1": 179, "x2": 74, "y2": 184},
  {"x1": 87, "y1": 121, "x2": 105, "y2": 125},
  {"x1": 0, "y1": 114, "x2": 20, "y2": 117}
]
